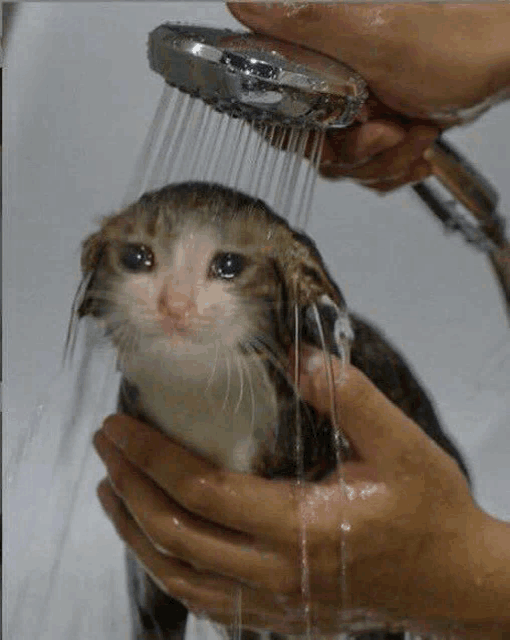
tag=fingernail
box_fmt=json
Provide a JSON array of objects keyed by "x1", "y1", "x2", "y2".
[
  {"x1": 410, "y1": 164, "x2": 433, "y2": 184},
  {"x1": 355, "y1": 133, "x2": 403, "y2": 163},
  {"x1": 102, "y1": 416, "x2": 131, "y2": 449},
  {"x1": 93, "y1": 430, "x2": 107, "y2": 457},
  {"x1": 97, "y1": 479, "x2": 109, "y2": 502},
  {"x1": 323, "y1": 138, "x2": 402, "y2": 173},
  {"x1": 357, "y1": 170, "x2": 407, "y2": 185},
  {"x1": 351, "y1": 125, "x2": 406, "y2": 165},
  {"x1": 422, "y1": 147, "x2": 434, "y2": 162},
  {"x1": 305, "y1": 352, "x2": 324, "y2": 374},
  {"x1": 93, "y1": 430, "x2": 117, "y2": 465},
  {"x1": 97, "y1": 480, "x2": 116, "y2": 514}
]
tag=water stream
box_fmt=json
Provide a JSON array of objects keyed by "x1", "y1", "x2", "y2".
[{"x1": 124, "y1": 88, "x2": 325, "y2": 233}]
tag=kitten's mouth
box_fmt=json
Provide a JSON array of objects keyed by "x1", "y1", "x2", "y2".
[{"x1": 160, "y1": 316, "x2": 190, "y2": 337}]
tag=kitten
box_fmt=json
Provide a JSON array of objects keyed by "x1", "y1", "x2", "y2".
[{"x1": 77, "y1": 182, "x2": 469, "y2": 640}]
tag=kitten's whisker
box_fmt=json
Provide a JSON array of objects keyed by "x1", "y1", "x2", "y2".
[
  {"x1": 294, "y1": 301, "x2": 303, "y2": 474},
  {"x1": 205, "y1": 340, "x2": 220, "y2": 392},
  {"x1": 247, "y1": 335, "x2": 282, "y2": 361},
  {"x1": 132, "y1": 325, "x2": 142, "y2": 354},
  {"x1": 110, "y1": 320, "x2": 131, "y2": 343},
  {"x1": 241, "y1": 354, "x2": 256, "y2": 434},
  {"x1": 243, "y1": 336, "x2": 282, "y2": 369},
  {"x1": 244, "y1": 338, "x2": 317, "y2": 448},
  {"x1": 64, "y1": 272, "x2": 94, "y2": 364},
  {"x1": 247, "y1": 335, "x2": 320, "y2": 446},
  {"x1": 222, "y1": 350, "x2": 232, "y2": 412},
  {"x1": 234, "y1": 352, "x2": 244, "y2": 415},
  {"x1": 245, "y1": 345, "x2": 277, "y2": 416},
  {"x1": 311, "y1": 303, "x2": 348, "y2": 451},
  {"x1": 114, "y1": 322, "x2": 141, "y2": 368},
  {"x1": 246, "y1": 338, "x2": 296, "y2": 396}
]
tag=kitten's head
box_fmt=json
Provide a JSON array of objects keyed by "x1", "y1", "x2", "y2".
[{"x1": 77, "y1": 182, "x2": 352, "y2": 367}]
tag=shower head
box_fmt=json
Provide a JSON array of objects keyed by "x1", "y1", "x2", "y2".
[{"x1": 148, "y1": 24, "x2": 368, "y2": 129}]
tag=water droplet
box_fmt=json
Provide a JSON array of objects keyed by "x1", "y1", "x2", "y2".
[{"x1": 345, "y1": 485, "x2": 356, "y2": 501}]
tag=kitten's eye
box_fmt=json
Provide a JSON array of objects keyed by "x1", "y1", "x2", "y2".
[
  {"x1": 209, "y1": 252, "x2": 246, "y2": 280},
  {"x1": 120, "y1": 244, "x2": 155, "y2": 272}
]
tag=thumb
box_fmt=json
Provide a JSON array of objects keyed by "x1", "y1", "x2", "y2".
[
  {"x1": 227, "y1": 3, "x2": 385, "y2": 80},
  {"x1": 227, "y1": 3, "x2": 349, "y2": 57},
  {"x1": 298, "y1": 348, "x2": 427, "y2": 466}
]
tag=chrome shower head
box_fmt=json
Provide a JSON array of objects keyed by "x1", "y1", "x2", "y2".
[{"x1": 148, "y1": 24, "x2": 368, "y2": 129}]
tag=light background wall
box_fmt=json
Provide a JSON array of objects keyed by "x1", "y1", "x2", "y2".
[{"x1": 4, "y1": 3, "x2": 510, "y2": 639}]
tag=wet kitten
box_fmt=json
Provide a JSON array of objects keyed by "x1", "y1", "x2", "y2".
[{"x1": 77, "y1": 182, "x2": 469, "y2": 640}]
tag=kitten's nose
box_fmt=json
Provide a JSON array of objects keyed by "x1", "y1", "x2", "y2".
[{"x1": 157, "y1": 284, "x2": 194, "y2": 321}]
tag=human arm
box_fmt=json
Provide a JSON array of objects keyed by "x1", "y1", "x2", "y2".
[
  {"x1": 93, "y1": 351, "x2": 510, "y2": 637},
  {"x1": 227, "y1": 3, "x2": 510, "y2": 192}
]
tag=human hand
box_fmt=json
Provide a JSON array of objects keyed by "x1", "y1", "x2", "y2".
[
  {"x1": 92, "y1": 349, "x2": 509, "y2": 635},
  {"x1": 228, "y1": 3, "x2": 510, "y2": 191}
]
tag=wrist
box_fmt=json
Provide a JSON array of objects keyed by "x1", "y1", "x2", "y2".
[
  {"x1": 417, "y1": 507, "x2": 510, "y2": 634},
  {"x1": 350, "y1": 4, "x2": 510, "y2": 121},
  {"x1": 399, "y1": 5, "x2": 510, "y2": 120},
  {"x1": 465, "y1": 511, "x2": 510, "y2": 620},
  {"x1": 471, "y1": 6, "x2": 510, "y2": 114}
]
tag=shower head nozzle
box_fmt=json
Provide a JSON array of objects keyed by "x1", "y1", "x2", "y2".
[{"x1": 148, "y1": 24, "x2": 368, "y2": 129}]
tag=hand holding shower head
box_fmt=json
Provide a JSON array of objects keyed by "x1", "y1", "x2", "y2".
[{"x1": 148, "y1": 23, "x2": 510, "y2": 319}]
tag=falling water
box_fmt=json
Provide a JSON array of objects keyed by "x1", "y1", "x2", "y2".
[
  {"x1": 293, "y1": 301, "x2": 312, "y2": 639},
  {"x1": 124, "y1": 87, "x2": 325, "y2": 233},
  {"x1": 6, "y1": 319, "x2": 121, "y2": 640},
  {"x1": 231, "y1": 586, "x2": 243, "y2": 640},
  {"x1": 310, "y1": 302, "x2": 352, "y2": 619}
]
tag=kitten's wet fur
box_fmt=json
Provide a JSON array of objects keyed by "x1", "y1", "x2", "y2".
[{"x1": 77, "y1": 182, "x2": 469, "y2": 640}]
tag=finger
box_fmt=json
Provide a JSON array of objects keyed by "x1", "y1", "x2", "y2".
[
  {"x1": 321, "y1": 120, "x2": 407, "y2": 170},
  {"x1": 99, "y1": 414, "x2": 304, "y2": 542},
  {"x1": 227, "y1": 3, "x2": 350, "y2": 60},
  {"x1": 97, "y1": 478, "x2": 301, "y2": 631},
  {"x1": 347, "y1": 159, "x2": 432, "y2": 194},
  {"x1": 298, "y1": 352, "x2": 431, "y2": 467},
  {"x1": 97, "y1": 479, "x2": 249, "y2": 613},
  {"x1": 321, "y1": 124, "x2": 438, "y2": 184},
  {"x1": 93, "y1": 431, "x2": 295, "y2": 590}
]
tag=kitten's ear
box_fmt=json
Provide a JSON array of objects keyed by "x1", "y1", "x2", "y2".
[
  {"x1": 77, "y1": 232, "x2": 106, "y2": 318},
  {"x1": 65, "y1": 232, "x2": 107, "y2": 359},
  {"x1": 301, "y1": 294, "x2": 354, "y2": 358},
  {"x1": 81, "y1": 231, "x2": 105, "y2": 275}
]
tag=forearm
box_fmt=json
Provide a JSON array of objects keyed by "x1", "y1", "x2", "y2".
[
  {"x1": 462, "y1": 514, "x2": 510, "y2": 637},
  {"x1": 430, "y1": 4, "x2": 510, "y2": 116},
  {"x1": 415, "y1": 509, "x2": 510, "y2": 637},
  {"x1": 336, "y1": 3, "x2": 510, "y2": 117}
]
